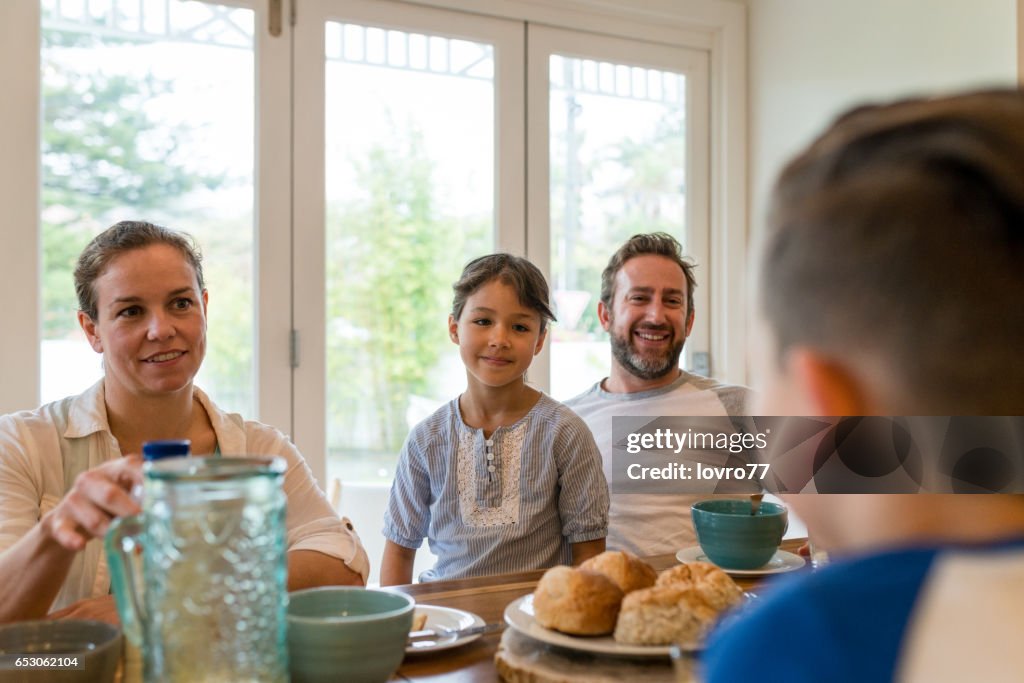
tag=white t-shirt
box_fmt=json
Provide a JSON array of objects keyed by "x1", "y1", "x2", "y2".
[
  {"x1": 566, "y1": 371, "x2": 754, "y2": 555},
  {"x1": 0, "y1": 379, "x2": 370, "y2": 611}
]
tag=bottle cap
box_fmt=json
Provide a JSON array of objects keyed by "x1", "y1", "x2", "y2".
[{"x1": 142, "y1": 439, "x2": 192, "y2": 461}]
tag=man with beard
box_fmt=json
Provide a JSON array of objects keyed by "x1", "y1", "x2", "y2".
[{"x1": 566, "y1": 232, "x2": 754, "y2": 555}]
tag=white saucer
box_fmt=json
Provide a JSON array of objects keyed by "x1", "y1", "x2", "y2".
[
  {"x1": 504, "y1": 594, "x2": 671, "y2": 657},
  {"x1": 405, "y1": 605, "x2": 486, "y2": 654},
  {"x1": 675, "y1": 546, "x2": 806, "y2": 576}
]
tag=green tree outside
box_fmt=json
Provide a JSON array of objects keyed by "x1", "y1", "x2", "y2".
[
  {"x1": 551, "y1": 111, "x2": 686, "y2": 338},
  {"x1": 326, "y1": 127, "x2": 488, "y2": 478},
  {"x1": 41, "y1": 29, "x2": 226, "y2": 339},
  {"x1": 40, "y1": 27, "x2": 251, "y2": 413}
]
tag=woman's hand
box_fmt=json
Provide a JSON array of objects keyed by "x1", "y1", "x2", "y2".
[{"x1": 42, "y1": 456, "x2": 144, "y2": 551}]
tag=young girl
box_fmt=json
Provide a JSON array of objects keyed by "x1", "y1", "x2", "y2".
[{"x1": 380, "y1": 254, "x2": 609, "y2": 584}]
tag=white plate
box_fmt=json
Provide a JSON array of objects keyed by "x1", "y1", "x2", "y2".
[
  {"x1": 503, "y1": 594, "x2": 671, "y2": 658},
  {"x1": 405, "y1": 605, "x2": 486, "y2": 654},
  {"x1": 674, "y1": 546, "x2": 806, "y2": 576}
]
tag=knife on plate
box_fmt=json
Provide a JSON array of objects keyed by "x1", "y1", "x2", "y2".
[{"x1": 408, "y1": 622, "x2": 505, "y2": 642}]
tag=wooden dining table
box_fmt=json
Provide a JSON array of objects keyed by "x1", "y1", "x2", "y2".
[{"x1": 390, "y1": 538, "x2": 807, "y2": 682}]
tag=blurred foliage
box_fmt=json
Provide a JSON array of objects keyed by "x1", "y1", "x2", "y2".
[
  {"x1": 39, "y1": 28, "x2": 250, "y2": 413},
  {"x1": 326, "y1": 128, "x2": 488, "y2": 456},
  {"x1": 40, "y1": 29, "x2": 224, "y2": 340},
  {"x1": 39, "y1": 24, "x2": 685, "y2": 451},
  {"x1": 550, "y1": 108, "x2": 686, "y2": 337}
]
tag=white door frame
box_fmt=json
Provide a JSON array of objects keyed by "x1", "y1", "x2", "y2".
[
  {"x1": 525, "y1": 24, "x2": 711, "y2": 390},
  {"x1": 0, "y1": 0, "x2": 746, "y2": 480},
  {"x1": 0, "y1": 0, "x2": 295, "y2": 426},
  {"x1": 293, "y1": 0, "x2": 526, "y2": 482}
]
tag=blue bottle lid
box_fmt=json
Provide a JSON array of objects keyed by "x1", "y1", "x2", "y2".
[{"x1": 142, "y1": 439, "x2": 192, "y2": 461}]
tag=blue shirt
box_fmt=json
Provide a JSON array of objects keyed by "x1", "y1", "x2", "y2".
[
  {"x1": 383, "y1": 394, "x2": 609, "y2": 581},
  {"x1": 702, "y1": 537, "x2": 1024, "y2": 683}
]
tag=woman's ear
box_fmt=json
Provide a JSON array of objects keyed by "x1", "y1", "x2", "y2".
[
  {"x1": 786, "y1": 348, "x2": 870, "y2": 417},
  {"x1": 448, "y1": 314, "x2": 459, "y2": 345},
  {"x1": 78, "y1": 311, "x2": 103, "y2": 353}
]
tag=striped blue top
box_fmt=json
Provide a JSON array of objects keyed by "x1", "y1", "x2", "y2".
[{"x1": 383, "y1": 393, "x2": 609, "y2": 581}]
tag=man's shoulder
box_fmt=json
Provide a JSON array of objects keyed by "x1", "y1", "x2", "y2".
[
  {"x1": 677, "y1": 372, "x2": 753, "y2": 417},
  {"x1": 563, "y1": 381, "x2": 604, "y2": 411},
  {"x1": 681, "y1": 371, "x2": 751, "y2": 397},
  {"x1": 565, "y1": 372, "x2": 755, "y2": 423}
]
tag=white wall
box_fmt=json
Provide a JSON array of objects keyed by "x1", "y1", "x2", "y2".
[
  {"x1": 745, "y1": 0, "x2": 1018, "y2": 233},
  {"x1": 0, "y1": 2, "x2": 40, "y2": 415}
]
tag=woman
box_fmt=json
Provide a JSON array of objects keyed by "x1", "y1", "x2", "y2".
[{"x1": 0, "y1": 221, "x2": 368, "y2": 624}]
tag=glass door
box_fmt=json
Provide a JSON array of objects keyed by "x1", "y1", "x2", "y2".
[
  {"x1": 35, "y1": 0, "x2": 291, "y2": 424},
  {"x1": 526, "y1": 26, "x2": 711, "y2": 400},
  {"x1": 293, "y1": 0, "x2": 523, "y2": 486},
  {"x1": 294, "y1": 0, "x2": 522, "y2": 584}
]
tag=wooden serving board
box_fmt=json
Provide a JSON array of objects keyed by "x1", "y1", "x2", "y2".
[{"x1": 494, "y1": 628, "x2": 697, "y2": 683}]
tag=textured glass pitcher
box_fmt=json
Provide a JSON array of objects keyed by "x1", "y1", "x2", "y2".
[{"x1": 106, "y1": 456, "x2": 288, "y2": 683}]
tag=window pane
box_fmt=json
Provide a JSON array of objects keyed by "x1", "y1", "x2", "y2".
[
  {"x1": 548, "y1": 55, "x2": 688, "y2": 400},
  {"x1": 323, "y1": 23, "x2": 494, "y2": 487},
  {"x1": 39, "y1": 0, "x2": 255, "y2": 415}
]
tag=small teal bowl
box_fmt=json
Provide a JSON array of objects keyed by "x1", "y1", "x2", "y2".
[
  {"x1": 691, "y1": 499, "x2": 788, "y2": 570},
  {"x1": 0, "y1": 620, "x2": 122, "y2": 683},
  {"x1": 287, "y1": 587, "x2": 414, "y2": 683}
]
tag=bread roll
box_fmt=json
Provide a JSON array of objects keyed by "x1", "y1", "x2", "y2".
[
  {"x1": 655, "y1": 563, "x2": 695, "y2": 589},
  {"x1": 613, "y1": 585, "x2": 717, "y2": 646},
  {"x1": 657, "y1": 561, "x2": 744, "y2": 612},
  {"x1": 532, "y1": 566, "x2": 624, "y2": 636},
  {"x1": 579, "y1": 551, "x2": 658, "y2": 594},
  {"x1": 411, "y1": 611, "x2": 428, "y2": 632},
  {"x1": 685, "y1": 561, "x2": 729, "y2": 583}
]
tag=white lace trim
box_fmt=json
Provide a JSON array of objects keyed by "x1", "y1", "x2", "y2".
[{"x1": 457, "y1": 421, "x2": 524, "y2": 527}]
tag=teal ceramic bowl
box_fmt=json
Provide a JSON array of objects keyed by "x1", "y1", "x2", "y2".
[
  {"x1": 691, "y1": 499, "x2": 788, "y2": 570},
  {"x1": 0, "y1": 619, "x2": 122, "y2": 683},
  {"x1": 287, "y1": 587, "x2": 415, "y2": 683}
]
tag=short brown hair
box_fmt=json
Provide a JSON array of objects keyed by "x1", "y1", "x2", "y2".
[
  {"x1": 762, "y1": 89, "x2": 1024, "y2": 412},
  {"x1": 452, "y1": 254, "x2": 556, "y2": 332},
  {"x1": 600, "y1": 232, "x2": 697, "y2": 321},
  {"x1": 74, "y1": 220, "x2": 205, "y2": 321}
]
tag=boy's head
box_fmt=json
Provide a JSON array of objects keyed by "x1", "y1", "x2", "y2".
[
  {"x1": 452, "y1": 253, "x2": 556, "y2": 333},
  {"x1": 756, "y1": 90, "x2": 1024, "y2": 417}
]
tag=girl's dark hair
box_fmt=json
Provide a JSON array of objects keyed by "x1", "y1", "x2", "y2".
[
  {"x1": 452, "y1": 254, "x2": 556, "y2": 332},
  {"x1": 75, "y1": 220, "x2": 205, "y2": 321}
]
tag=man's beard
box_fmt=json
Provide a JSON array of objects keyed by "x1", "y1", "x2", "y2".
[{"x1": 609, "y1": 323, "x2": 685, "y2": 380}]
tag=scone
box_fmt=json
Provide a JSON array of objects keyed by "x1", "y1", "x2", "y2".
[
  {"x1": 532, "y1": 566, "x2": 624, "y2": 636},
  {"x1": 691, "y1": 563, "x2": 745, "y2": 611},
  {"x1": 410, "y1": 611, "x2": 428, "y2": 632},
  {"x1": 658, "y1": 561, "x2": 744, "y2": 612},
  {"x1": 655, "y1": 563, "x2": 695, "y2": 589},
  {"x1": 613, "y1": 585, "x2": 718, "y2": 646},
  {"x1": 579, "y1": 550, "x2": 658, "y2": 594}
]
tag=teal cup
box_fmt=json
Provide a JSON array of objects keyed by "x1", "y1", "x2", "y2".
[
  {"x1": 287, "y1": 587, "x2": 415, "y2": 683},
  {"x1": 691, "y1": 499, "x2": 788, "y2": 570}
]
